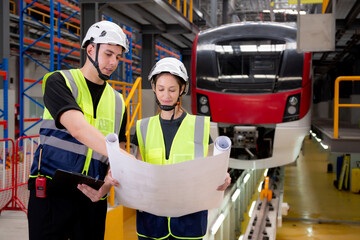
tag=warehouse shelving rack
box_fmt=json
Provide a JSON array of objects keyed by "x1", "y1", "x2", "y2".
[
  {"x1": 16, "y1": 0, "x2": 183, "y2": 137},
  {"x1": 0, "y1": 58, "x2": 9, "y2": 139},
  {"x1": 19, "y1": 0, "x2": 54, "y2": 137},
  {"x1": 18, "y1": 0, "x2": 82, "y2": 137}
]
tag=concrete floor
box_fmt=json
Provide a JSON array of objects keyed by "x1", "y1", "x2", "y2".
[
  {"x1": 1, "y1": 137, "x2": 360, "y2": 239},
  {"x1": 277, "y1": 137, "x2": 360, "y2": 240},
  {"x1": 0, "y1": 210, "x2": 28, "y2": 239}
]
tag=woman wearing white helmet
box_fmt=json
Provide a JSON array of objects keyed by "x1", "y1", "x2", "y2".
[
  {"x1": 27, "y1": 20, "x2": 129, "y2": 240},
  {"x1": 148, "y1": 57, "x2": 189, "y2": 119},
  {"x1": 132, "y1": 57, "x2": 231, "y2": 240}
]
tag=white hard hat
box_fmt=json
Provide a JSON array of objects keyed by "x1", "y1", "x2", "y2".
[
  {"x1": 148, "y1": 57, "x2": 189, "y2": 95},
  {"x1": 81, "y1": 20, "x2": 129, "y2": 53}
]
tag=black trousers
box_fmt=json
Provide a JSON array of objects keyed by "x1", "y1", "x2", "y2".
[{"x1": 28, "y1": 188, "x2": 107, "y2": 240}]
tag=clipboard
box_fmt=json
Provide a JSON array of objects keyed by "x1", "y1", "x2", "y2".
[{"x1": 50, "y1": 169, "x2": 105, "y2": 191}]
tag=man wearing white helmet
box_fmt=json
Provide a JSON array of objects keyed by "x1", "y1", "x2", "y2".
[
  {"x1": 82, "y1": 20, "x2": 129, "y2": 81},
  {"x1": 132, "y1": 57, "x2": 231, "y2": 240},
  {"x1": 27, "y1": 20, "x2": 129, "y2": 240}
]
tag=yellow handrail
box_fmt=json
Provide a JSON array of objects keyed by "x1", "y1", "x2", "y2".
[
  {"x1": 189, "y1": 0, "x2": 193, "y2": 22},
  {"x1": 124, "y1": 77, "x2": 142, "y2": 152},
  {"x1": 177, "y1": 0, "x2": 180, "y2": 11},
  {"x1": 26, "y1": 7, "x2": 80, "y2": 36},
  {"x1": 333, "y1": 76, "x2": 360, "y2": 138},
  {"x1": 183, "y1": 0, "x2": 187, "y2": 17},
  {"x1": 10, "y1": 0, "x2": 16, "y2": 14},
  {"x1": 169, "y1": 0, "x2": 193, "y2": 22},
  {"x1": 108, "y1": 77, "x2": 142, "y2": 153},
  {"x1": 107, "y1": 77, "x2": 142, "y2": 206}
]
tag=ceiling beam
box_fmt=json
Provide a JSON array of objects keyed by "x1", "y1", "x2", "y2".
[
  {"x1": 99, "y1": 5, "x2": 142, "y2": 30},
  {"x1": 141, "y1": 24, "x2": 192, "y2": 34},
  {"x1": 130, "y1": 4, "x2": 166, "y2": 32}
]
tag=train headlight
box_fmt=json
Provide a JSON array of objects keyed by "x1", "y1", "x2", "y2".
[
  {"x1": 289, "y1": 96, "x2": 298, "y2": 106},
  {"x1": 197, "y1": 94, "x2": 211, "y2": 116},
  {"x1": 283, "y1": 93, "x2": 300, "y2": 122},
  {"x1": 199, "y1": 96, "x2": 208, "y2": 105},
  {"x1": 200, "y1": 105, "x2": 209, "y2": 113},
  {"x1": 287, "y1": 106, "x2": 297, "y2": 114}
]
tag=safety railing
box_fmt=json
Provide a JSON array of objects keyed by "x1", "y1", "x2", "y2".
[
  {"x1": 25, "y1": 7, "x2": 80, "y2": 36},
  {"x1": 12, "y1": 0, "x2": 80, "y2": 33},
  {"x1": 124, "y1": 77, "x2": 142, "y2": 152},
  {"x1": 108, "y1": 77, "x2": 142, "y2": 153},
  {"x1": 107, "y1": 77, "x2": 141, "y2": 206},
  {"x1": 0, "y1": 136, "x2": 39, "y2": 214},
  {"x1": 206, "y1": 168, "x2": 265, "y2": 238},
  {"x1": 10, "y1": 0, "x2": 16, "y2": 14},
  {"x1": 169, "y1": 0, "x2": 194, "y2": 22},
  {"x1": 14, "y1": 135, "x2": 40, "y2": 213},
  {"x1": 0, "y1": 138, "x2": 16, "y2": 213},
  {"x1": 333, "y1": 76, "x2": 360, "y2": 138},
  {"x1": 24, "y1": 0, "x2": 80, "y2": 26}
]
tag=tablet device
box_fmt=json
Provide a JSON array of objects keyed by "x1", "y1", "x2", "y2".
[{"x1": 50, "y1": 169, "x2": 105, "y2": 191}]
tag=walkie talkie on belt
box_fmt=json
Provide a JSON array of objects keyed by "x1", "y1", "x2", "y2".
[{"x1": 35, "y1": 148, "x2": 46, "y2": 198}]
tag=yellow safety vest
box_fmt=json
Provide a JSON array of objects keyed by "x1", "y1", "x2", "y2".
[
  {"x1": 137, "y1": 114, "x2": 210, "y2": 165},
  {"x1": 30, "y1": 69, "x2": 125, "y2": 178}
]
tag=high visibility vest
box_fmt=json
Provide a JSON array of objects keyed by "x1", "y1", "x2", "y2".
[
  {"x1": 29, "y1": 69, "x2": 125, "y2": 180},
  {"x1": 136, "y1": 113, "x2": 210, "y2": 239},
  {"x1": 136, "y1": 114, "x2": 210, "y2": 165}
]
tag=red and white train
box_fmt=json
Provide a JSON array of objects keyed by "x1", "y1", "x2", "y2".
[{"x1": 191, "y1": 22, "x2": 312, "y2": 169}]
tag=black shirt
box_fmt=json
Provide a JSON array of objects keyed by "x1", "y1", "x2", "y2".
[
  {"x1": 43, "y1": 71, "x2": 127, "y2": 142},
  {"x1": 131, "y1": 112, "x2": 213, "y2": 159}
]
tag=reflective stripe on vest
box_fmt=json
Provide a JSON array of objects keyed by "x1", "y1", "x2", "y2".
[
  {"x1": 39, "y1": 119, "x2": 108, "y2": 163},
  {"x1": 30, "y1": 69, "x2": 125, "y2": 178}
]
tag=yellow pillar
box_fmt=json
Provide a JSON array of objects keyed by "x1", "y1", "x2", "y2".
[
  {"x1": 105, "y1": 206, "x2": 124, "y2": 240},
  {"x1": 105, "y1": 206, "x2": 137, "y2": 240}
]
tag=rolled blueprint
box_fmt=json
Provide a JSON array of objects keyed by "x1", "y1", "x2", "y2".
[
  {"x1": 105, "y1": 133, "x2": 231, "y2": 217},
  {"x1": 214, "y1": 136, "x2": 232, "y2": 156},
  {"x1": 106, "y1": 132, "x2": 117, "y2": 143}
]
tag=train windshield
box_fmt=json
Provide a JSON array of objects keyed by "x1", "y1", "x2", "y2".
[{"x1": 196, "y1": 38, "x2": 304, "y2": 93}]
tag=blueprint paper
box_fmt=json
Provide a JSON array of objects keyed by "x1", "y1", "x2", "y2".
[{"x1": 105, "y1": 133, "x2": 231, "y2": 217}]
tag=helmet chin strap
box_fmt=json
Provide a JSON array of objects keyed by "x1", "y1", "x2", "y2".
[
  {"x1": 155, "y1": 96, "x2": 180, "y2": 121},
  {"x1": 155, "y1": 97, "x2": 177, "y2": 111},
  {"x1": 87, "y1": 43, "x2": 111, "y2": 81}
]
